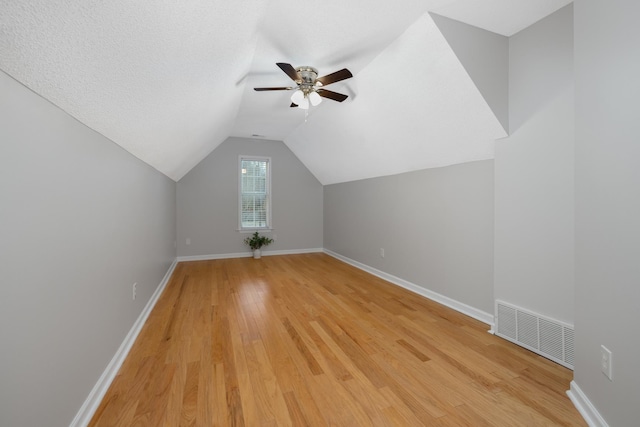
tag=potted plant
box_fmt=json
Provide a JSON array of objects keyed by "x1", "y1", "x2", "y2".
[{"x1": 243, "y1": 231, "x2": 274, "y2": 259}]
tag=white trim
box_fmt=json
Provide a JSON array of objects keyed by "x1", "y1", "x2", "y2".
[
  {"x1": 177, "y1": 248, "x2": 324, "y2": 262},
  {"x1": 239, "y1": 155, "x2": 272, "y2": 230},
  {"x1": 567, "y1": 381, "x2": 610, "y2": 427},
  {"x1": 69, "y1": 259, "x2": 178, "y2": 427},
  {"x1": 323, "y1": 249, "x2": 494, "y2": 327},
  {"x1": 236, "y1": 228, "x2": 274, "y2": 233}
]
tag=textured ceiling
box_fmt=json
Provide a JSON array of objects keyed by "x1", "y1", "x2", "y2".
[{"x1": 0, "y1": 0, "x2": 571, "y2": 183}]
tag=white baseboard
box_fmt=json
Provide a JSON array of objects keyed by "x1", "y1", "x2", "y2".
[
  {"x1": 177, "y1": 251, "x2": 251, "y2": 261},
  {"x1": 177, "y1": 247, "x2": 323, "y2": 262},
  {"x1": 69, "y1": 259, "x2": 178, "y2": 427},
  {"x1": 567, "y1": 381, "x2": 609, "y2": 427},
  {"x1": 323, "y1": 249, "x2": 494, "y2": 327}
]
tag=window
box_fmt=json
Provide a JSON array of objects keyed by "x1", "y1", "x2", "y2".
[{"x1": 239, "y1": 156, "x2": 271, "y2": 230}]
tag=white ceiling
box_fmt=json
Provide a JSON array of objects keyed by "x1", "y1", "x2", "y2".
[
  {"x1": 432, "y1": 0, "x2": 573, "y2": 36},
  {"x1": 0, "y1": 0, "x2": 571, "y2": 184}
]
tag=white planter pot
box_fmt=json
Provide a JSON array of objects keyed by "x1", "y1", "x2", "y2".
[{"x1": 253, "y1": 249, "x2": 261, "y2": 259}]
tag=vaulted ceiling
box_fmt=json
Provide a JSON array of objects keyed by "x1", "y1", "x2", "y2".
[{"x1": 0, "y1": 0, "x2": 571, "y2": 184}]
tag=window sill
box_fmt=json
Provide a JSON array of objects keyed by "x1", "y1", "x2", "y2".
[{"x1": 237, "y1": 228, "x2": 274, "y2": 233}]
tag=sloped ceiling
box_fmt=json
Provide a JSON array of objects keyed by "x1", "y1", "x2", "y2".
[{"x1": 0, "y1": 0, "x2": 571, "y2": 184}]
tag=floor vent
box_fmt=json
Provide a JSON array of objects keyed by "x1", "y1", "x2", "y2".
[{"x1": 495, "y1": 300, "x2": 574, "y2": 369}]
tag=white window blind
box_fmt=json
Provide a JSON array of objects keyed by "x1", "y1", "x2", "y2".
[{"x1": 239, "y1": 157, "x2": 271, "y2": 229}]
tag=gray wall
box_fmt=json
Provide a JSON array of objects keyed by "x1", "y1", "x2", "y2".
[
  {"x1": 574, "y1": 0, "x2": 640, "y2": 424},
  {"x1": 0, "y1": 71, "x2": 176, "y2": 427},
  {"x1": 431, "y1": 13, "x2": 509, "y2": 133},
  {"x1": 494, "y1": 4, "x2": 575, "y2": 324},
  {"x1": 177, "y1": 137, "x2": 323, "y2": 256},
  {"x1": 324, "y1": 160, "x2": 494, "y2": 315}
]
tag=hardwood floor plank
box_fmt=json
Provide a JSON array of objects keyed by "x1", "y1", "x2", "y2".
[
  {"x1": 281, "y1": 317, "x2": 324, "y2": 376},
  {"x1": 370, "y1": 352, "x2": 446, "y2": 420},
  {"x1": 195, "y1": 335, "x2": 214, "y2": 427},
  {"x1": 89, "y1": 254, "x2": 586, "y2": 426},
  {"x1": 377, "y1": 386, "x2": 429, "y2": 426},
  {"x1": 434, "y1": 403, "x2": 494, "y2": 427},
  {"x1": 282, "y1": 391, "x2": 310, "y2": 427},
  {"x1": 220, "y1": 315, "x2": 245, "y2": 427},
  {"x1": 395, "y1": 338, "x2": 430, "y2": 362},
  {"x1": 252, "y1": 340, "x2": 292, "y2": 426},
  {"x1": 161, "y1": 344, "x2": 188, "y2": 427},
  {"x1": 305, "y1": 321, "x2": 354, "y2": 382}
]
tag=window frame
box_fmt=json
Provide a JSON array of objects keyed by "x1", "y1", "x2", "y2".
[{"x1": 238, "y1": 155, "x2": 272, "y2": 231}]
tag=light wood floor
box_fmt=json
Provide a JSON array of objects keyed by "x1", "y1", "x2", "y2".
[{"x1": 90, "y1": 254, "x2": 586, "y2": 426}]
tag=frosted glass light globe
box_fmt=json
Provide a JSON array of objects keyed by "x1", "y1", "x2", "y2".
[{"x1": 308, "y1": 91, "x2": 322, "y2": 106}]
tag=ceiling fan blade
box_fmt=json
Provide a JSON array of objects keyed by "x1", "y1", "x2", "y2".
[
  {"x1": 254, "y1": 87, "x2": 293, "y2": 91},
  {"x1": 317, "y1": 89, "x2": 349, "y2": 102},
  {"x1": 316, "y1": 68, "x2": 353, "y2": 86},
  {"x1": 276, "y1": 63, "x2": 301, "y2": 82}
]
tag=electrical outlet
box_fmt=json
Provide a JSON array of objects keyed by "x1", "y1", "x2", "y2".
[
  {"x1": 601, "y1": 345, "x2": 613, "y2": 380},
  {"x1": 132, "y1": 282, "x2": 137, "y2": 301},
  {"x1": 380, "y1": 248, "x2": 385, "y2": 258},
  {"x1": 186, "y1": 238, "x2": 191, "y2": 245}
]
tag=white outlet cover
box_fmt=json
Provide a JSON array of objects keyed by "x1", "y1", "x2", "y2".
[{"x1": 601, "y1": 345, "x2": 613, "y2": 381}]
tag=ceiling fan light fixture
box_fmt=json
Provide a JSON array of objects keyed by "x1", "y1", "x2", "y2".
[
  {"x1": 291, "y1": 89, "x2": 305, "y2": 105},
  {"x1": 256, "y1": 63, "x2": 352, "y2": 109},
  {"x1": 297, "y1": 97, "x2": 310, "y2": 110},
  {"x1": 308, "y1": 91, "x2": 322, "y2": 106}
]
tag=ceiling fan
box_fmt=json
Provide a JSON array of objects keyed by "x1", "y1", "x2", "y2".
[{"x1": 254, "y1": 63, "x2": 353, "y2": 109}]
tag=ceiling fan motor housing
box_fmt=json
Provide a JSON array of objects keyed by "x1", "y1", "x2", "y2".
[{"x1": 296, "y1": 66, "x2": 320, "y2": 93}]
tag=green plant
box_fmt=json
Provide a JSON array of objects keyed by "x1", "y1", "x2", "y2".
[{"x1": 243, "y1": 231, "x2": 274, "y2": 250}]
